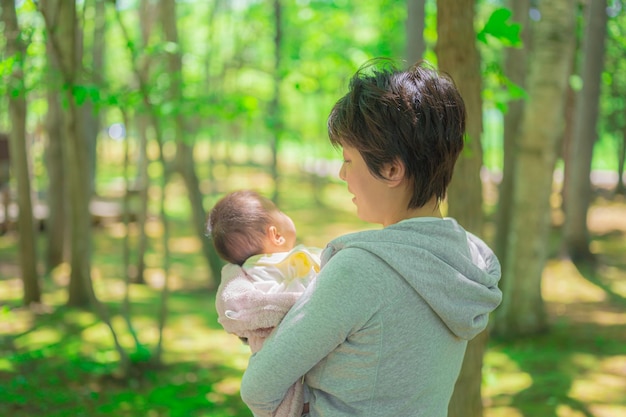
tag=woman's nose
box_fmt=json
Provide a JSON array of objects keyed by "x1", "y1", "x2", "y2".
[{"x1": 339, "y1": 163, "x2": 346, "y2": 181}]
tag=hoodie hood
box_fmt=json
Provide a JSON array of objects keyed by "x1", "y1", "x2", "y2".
[{"x1": 321, "y1": 217, "x2": 502, "y2": 340}]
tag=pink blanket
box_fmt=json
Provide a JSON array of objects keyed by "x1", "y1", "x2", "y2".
[{"x1": 215, "y1": 263, "x2": 306, "y2": 417}]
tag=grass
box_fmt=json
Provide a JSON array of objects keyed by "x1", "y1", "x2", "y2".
[{"x1": 1, "y1": 170, "x2": 626, "y2": 416}]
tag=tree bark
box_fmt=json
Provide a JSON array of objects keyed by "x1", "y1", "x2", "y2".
[
  {"x1": 494, "y1": 0, "x2": 577, "y2": 338},
  {"x1": 43, "y1": 0, "x2": 67, "y2": 273},
  {"x1": 160, "y1": 0, "x2": 223, "y2": 287},
  {"x1": 82, "y1": 0, "x2": 106, "y2": 198},
  {"x1": 41, "y1": 0, "x2": 95, "y2": 307},
  {"x1": 562, "y1": 0, "x2": 608, "y2": 262},
  {"x1": 406, "y1": 0, "x2": 426, "y2": 64},
  {"x1": 270, "y1": 0, "x2": 283, "y2": 203},
  {"x1": 618, "y1": 127, "x2": 626, "y2": 195},
  {"x1": 1, "y1": 0, "x2": 41, "y2": 305},
  {"x1": 132, "y1": 0, "x2": 159, "y2": 285},
  {"x1": 436, "y1": 1, "x2": 485, "y2": 415},
  {"x1": 437, "y1": 0, "x2": 484, "y2": 235},
  {"x1": 494, "y1": 0, "x2": 531, "y2": 279}
]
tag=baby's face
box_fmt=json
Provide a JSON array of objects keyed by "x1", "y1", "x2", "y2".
[{"x1": 272, "y1": 211, "x2": 297, "y2": 250}]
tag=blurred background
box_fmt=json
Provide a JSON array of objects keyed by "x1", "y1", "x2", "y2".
[{"x1": 0, "y1": 0, "x2": 625, "y2": 416}]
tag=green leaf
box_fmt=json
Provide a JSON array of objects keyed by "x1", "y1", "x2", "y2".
[{"x1": 477, "y1": 8, "x2": 522, "y2": 47}]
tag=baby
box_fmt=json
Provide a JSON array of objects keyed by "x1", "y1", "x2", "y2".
[{"x1": 207, "y1": 190, "x2": 320, "y2": 417}]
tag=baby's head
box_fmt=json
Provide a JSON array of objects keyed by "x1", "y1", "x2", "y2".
[{"x1": 207, "y1": 190, "x2": 297, "y2": 265}]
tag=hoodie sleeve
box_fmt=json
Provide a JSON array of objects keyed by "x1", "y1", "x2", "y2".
[{"x1": 240, "y1": 247, "x2": 385, "y2": 416}]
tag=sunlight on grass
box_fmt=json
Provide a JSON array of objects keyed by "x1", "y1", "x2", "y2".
[
  {"x1": 555, "y1": 405, "x2": 586, "y2": 417},
  {"x1": 146, "y1": 220, "x2": 164, "y2": 237},
  {"x1": 0, "y1": 357, "x2": 14, "y2": 371},
  {"x1": 169, "y1": 236, "x2": 202, "y2": 253},
  {"x1": 207, "y1": 376, "x2": 244, "y2": 405},
  {"x1": 163, "y1": 317, "x2": 250, "y2": 370},
  {"x1": 599, "y1": 265, "x2": 626, "y2": 299},
  {"x1": 485, "y1": 252, "x2": 626, "y2": 417},
  {"x1": 570, "y1": 359, "x2": 626, "y2": 403},
  {"x1": 94, "y1": 278, "x2": 158, "y2": 302},
  {"x1": 588, "y1": 405, "x2": 626, "y2": 417},
  {"x1": 0, "y1": 278, "x2": 26, "y2": 303},
  {"x1": 543, "y1": 260, "x2": 607, "y2": 304},
  {"x1": 106, "y1": 222, "x2": 128, "y2": 238},
  {"x1": 0, "y1": 302, "x2": 33, "y2": 334},
  {"x1": 14, "y1": 326, "x2": 62, "y2": 351},
  {"x1": 484, "y1": 406, "x2": 524, "y2": 417},
  {"x1": 588, "y1": 203, "x2": 626, "y2": 234},
  {"x1": 484, "y1": 351, "x2": 533, "y2": 398}
]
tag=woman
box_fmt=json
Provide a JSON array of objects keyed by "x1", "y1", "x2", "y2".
[{"x1": 240, "y1": 59, "x2": 502, "y2": 417}]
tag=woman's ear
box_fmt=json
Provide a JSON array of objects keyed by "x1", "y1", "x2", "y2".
[{"x1": 382, "y1": 158, "x2": 405, "y2": 187}]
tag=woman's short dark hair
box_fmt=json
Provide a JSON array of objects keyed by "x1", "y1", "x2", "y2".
[
  {"x1": 207, "y1": 190, "x2": 277, "y2": 265},
  {"x1": 327, "y1": 59, "x2": 466, "y2": 209}
]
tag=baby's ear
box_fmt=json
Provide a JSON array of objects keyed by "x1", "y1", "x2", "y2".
[{"x1": 267, "y1": 225, "x2": 285, "y2": 245}]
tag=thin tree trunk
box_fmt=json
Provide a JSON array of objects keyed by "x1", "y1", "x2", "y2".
[
  {"x1": 406, "y1": 0, "x2": 426, "y2": 64},
  {"x1": 494, "y1": 0, "x2": 577, "y2": 338},
  {"x1": 82, "y1": 0, "x2": 106, "y2": 198},
  {"x1": 563, "y1": 0, "x2": 608, "y2": 262},
  {"x1": 617, "y1": 127, "x2": 626, "y2": 195},
  {"x1": 121, "y1": 110, "x2": 142, "y2": 352},
  {"x1": 43, "y1": 0, "x2": 67, "y2": 272},
  {"x1": 0, "y1": 135, "x2": 9, "y2": 235},
  {"x1": 270, "y1": 0, "x2": 283, "y2": 203},
  {"x1": 132, "y1": 0, "x2": 159, "y2": 285},
  {"x1": 159, "y1": 0, "x2": 222, "y2": 288},
  {"x1": 1, "y1": 0, "x2": 41, "y2": 305},
  {"x1": 44, "y1": 82, "x2": 66, "y2": 270},
  {"x1": 436, "y1": 0, "x2": 485, "y2": 415}
]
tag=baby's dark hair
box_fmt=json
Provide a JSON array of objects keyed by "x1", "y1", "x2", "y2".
[
  {"x1": 328, "y1": 59, "x2": 466, "y2": 208},
  {"x1": 207, "y1": 190, "x2": 277, "y2": 265}
]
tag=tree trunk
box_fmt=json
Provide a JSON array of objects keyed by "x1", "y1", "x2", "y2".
[
  {"x1": 270, "y1": 0, "x2": 283, "y2": 204},
  {"x1": 493, "y1": 0, "x2": 577, "y2": 338},
  {"x1": 132, "y1": 0, "x2": 159, "y2": 285},
  {"x1": 562, "y1": 0, "x2": 608, "y2": 262},
  {"x1": 437, "y1": 0, "x2": 484, "y2": 235},
  {"x1": 82, "y1": 0, "x2": 106, "y2": 198},
  {"x1": 436, "y1": 1, "x2": 485, "y2": 415},
  {"x1": 41, "y1": 0, "x2": 95, "y2": 307},
  {"x1": 160, "y1": 0, "x2": 223, "y2": 287},
  {"x1": 1, "y1": 0, "x2": 41, "y2": 305},
  {"x1": 406, "y1": 0, "x2": 426, "y2": 64},
  {"x1": 494, "y1": 0, "x2": 530, "y2": 278},
  {"x1": 617, "y1": 127, "x2": 626, "y2": 195},
  {"x1": 43, "y1": 1, "x2": 67, "y2": 273},
  {"x1": 0, "y1": 135, "x2": 9, "y2": 235},
  {"x1": 448, "y1": 330, "x2": 489, "y2": 417}
]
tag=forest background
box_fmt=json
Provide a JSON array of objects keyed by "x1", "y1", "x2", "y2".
[{"x1": 0, "y1": 0, "x2": 625, "y2": 416}]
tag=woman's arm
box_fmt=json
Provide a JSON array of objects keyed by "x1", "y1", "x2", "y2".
[{"x1": 240, "y1": 248, "x2": 383, "y2": 416}]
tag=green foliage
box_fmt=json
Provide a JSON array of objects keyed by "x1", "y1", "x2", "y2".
[{"x1": 477, "y1": 8, "x2": 522, "y2": 47}]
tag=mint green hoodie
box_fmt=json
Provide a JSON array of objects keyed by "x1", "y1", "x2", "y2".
[{"x1": 241, "y1": 217, "x2": 502, "y2": 417}]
